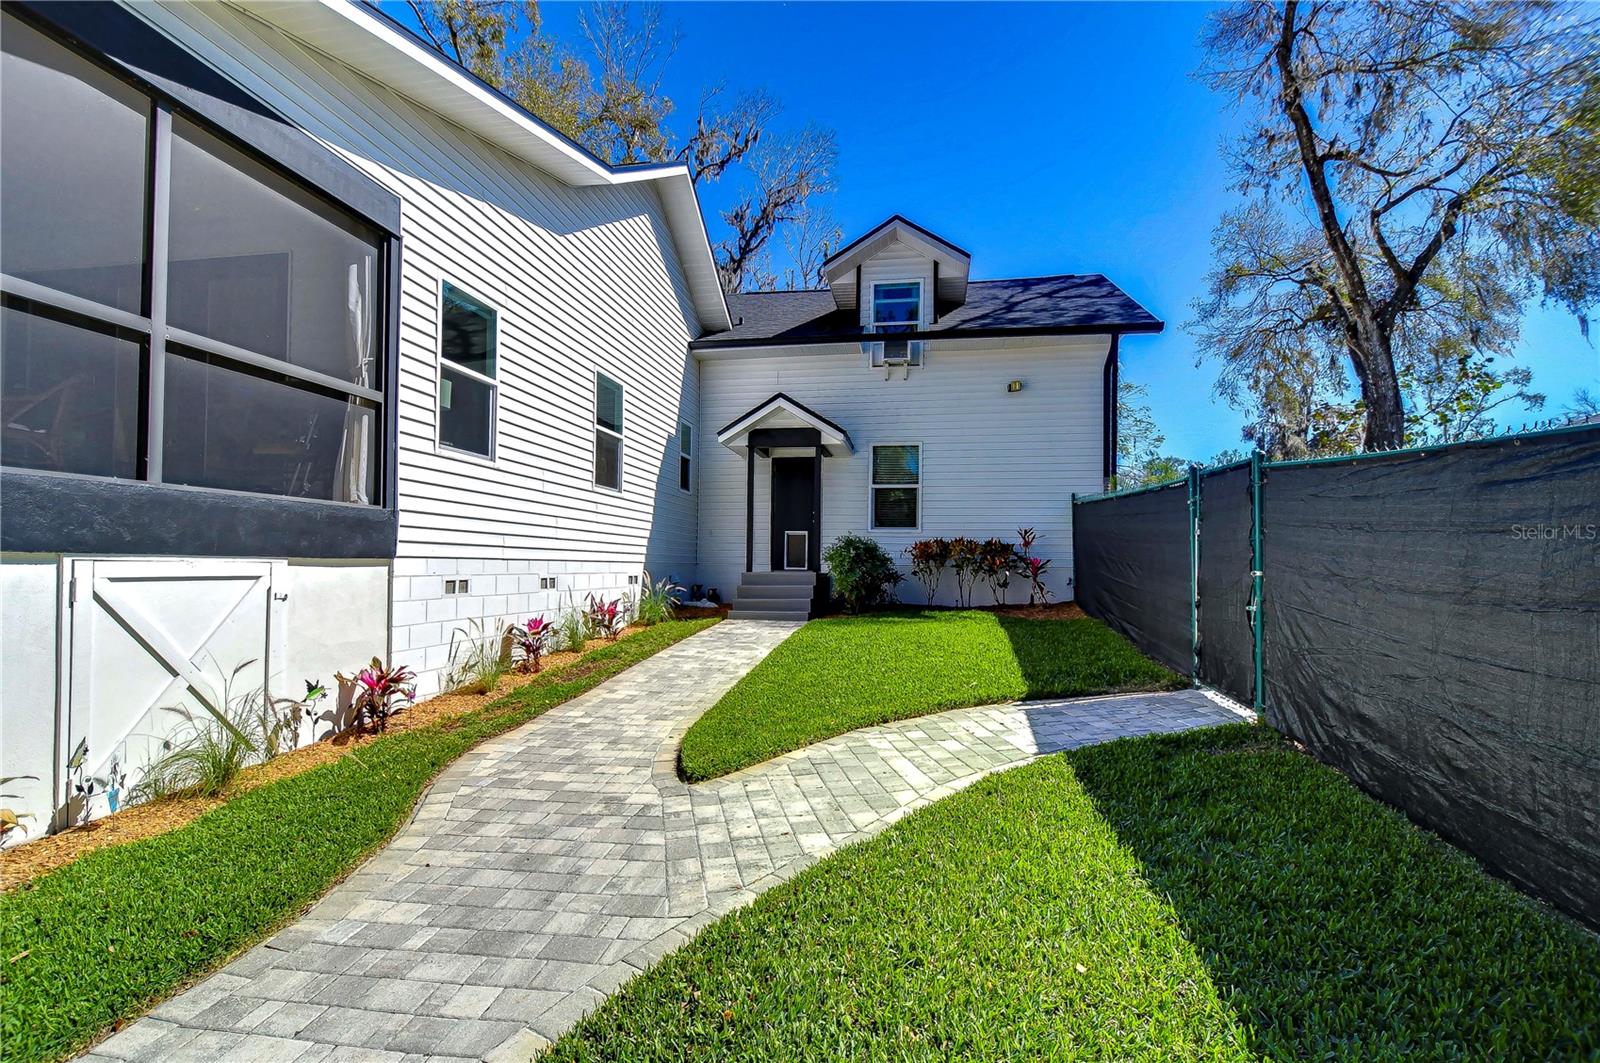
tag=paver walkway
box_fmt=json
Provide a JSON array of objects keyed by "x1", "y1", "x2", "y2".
[{"x1": 86, "y1": 621, "x2": 1247, "y2": 1063}]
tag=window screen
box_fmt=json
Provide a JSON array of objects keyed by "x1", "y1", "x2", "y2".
[
  {"x1": 438, "y1": 283, "x2": 497, "y2": 457},
  {"x1": 594, "y1": 373, "x2": 624, "y2": 489}
]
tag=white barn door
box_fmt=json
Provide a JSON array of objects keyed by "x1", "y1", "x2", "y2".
[{"x1": 62, "y1": 559, "x2": 284, "y2": 824}]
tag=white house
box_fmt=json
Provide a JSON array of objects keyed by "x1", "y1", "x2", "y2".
[{"x1": 0, "y1": 0, "x2": 1158, "y2": 839}]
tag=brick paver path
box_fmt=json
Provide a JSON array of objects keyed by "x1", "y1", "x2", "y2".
[{"x1": 86, "y1": 621, "x2": 1246, "y2": 1063}]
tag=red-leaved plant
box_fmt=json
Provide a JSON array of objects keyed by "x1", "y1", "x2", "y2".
[
  {"x1": 905, "y1": 538, "x2": 952, "y2": 606},
  {"x1": 339, "y1": 658, "x2": 416, "y2": 733},
  {"x1": 1017, "y1": 526, "x2": 1052, "y2": 605},
  {"x1": 586, "y1": 594, "x2": 626, "y2": 641},
  {"x1": 508, "y1": 615, "x2": 551, "y2": 673}
]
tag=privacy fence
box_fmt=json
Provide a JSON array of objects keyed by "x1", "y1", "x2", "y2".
[{"x1": 1072, "y1": 424, "x2": 1600, "y2": 927}]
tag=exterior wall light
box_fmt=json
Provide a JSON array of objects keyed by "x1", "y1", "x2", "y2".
[{"x1": 1007, "y1": 380, "x2": 1025, "y2": 393}]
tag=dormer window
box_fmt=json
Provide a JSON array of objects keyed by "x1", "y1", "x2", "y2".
[{"x1": 870, "y1": 281, "x2": 921, "y2": 334}]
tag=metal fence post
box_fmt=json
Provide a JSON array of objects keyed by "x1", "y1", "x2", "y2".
[
  {"x1": 1249, "y1": 451, "x2": 1265, "y2": 712},
  {"x1": 1187, "y1": 464, "x2": 1201, "y2": 684}
]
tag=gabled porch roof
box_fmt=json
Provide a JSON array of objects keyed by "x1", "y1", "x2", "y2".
[{"x1": 716, "y1": 393, "x2": 853, "y2": 457}]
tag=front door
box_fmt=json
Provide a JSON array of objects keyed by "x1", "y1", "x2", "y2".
[{"x1": 770, "y1": 456, "x2": 817, "y2": 571}]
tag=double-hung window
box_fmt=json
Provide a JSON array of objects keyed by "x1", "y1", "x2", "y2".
[
  {"x1": 594, "y1": 373, "x2": 624, "y2": 490},
  {"x1": 678, "y1": 421, "x2": 692, "y2": 492},
  {"x1": 0, "y1": 12, "x2": 386, "y2": 504},
  {"x1": 870, "y1": 281, "x2": 921, "y2": 334},
  {"x1": 437, "y1": 283, "x2": 497, "y2": 458},
  {"x1": 871, "y1": 444, "x2": 921, "y2": 529}
]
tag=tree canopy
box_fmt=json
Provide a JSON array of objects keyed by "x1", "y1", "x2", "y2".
[
  {"x1": 405, "y1": 0, "x2": 840, "y2": 293},
  {"x1": 1190, "y1": 0, "x2": 1599, "y2": 456}
]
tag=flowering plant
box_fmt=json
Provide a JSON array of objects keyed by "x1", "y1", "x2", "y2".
[
  {"x1": 339, "y1": 657, "x2": 416, "y2": 733},
  {"x1": 508, "y1": 615, "x2": 552, "y2": 673}
]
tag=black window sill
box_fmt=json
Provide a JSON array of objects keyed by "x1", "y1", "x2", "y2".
[{"x1": 0, "y1": 468, "x2": 398, "y2": 559}]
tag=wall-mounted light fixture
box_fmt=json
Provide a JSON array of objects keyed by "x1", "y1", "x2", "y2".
[{"x1": 1007, "y1": 380, "x2": 1025, "y2": 393}]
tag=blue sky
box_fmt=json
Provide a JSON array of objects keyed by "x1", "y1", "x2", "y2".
[{"x1": 386, "y1": 1, "x2": 1598, "y2": 459}]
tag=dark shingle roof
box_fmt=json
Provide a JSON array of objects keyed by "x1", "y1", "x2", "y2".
[{"x1": 692, "y1": 274, "x2": 1161, "y2": 350}]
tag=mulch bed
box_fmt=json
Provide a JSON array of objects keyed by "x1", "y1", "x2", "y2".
[{"x1": 0, "y1": 626, "x2": 649, "y2": 891}]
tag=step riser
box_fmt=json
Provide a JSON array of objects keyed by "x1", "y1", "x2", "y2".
[
  {"x1": 733, "y1": 585, "x2": 813, "y2": 601},
  {"x1": 729, "y1": 609, "x2": 810, "y2": 621},
  {"x1": 739, "y1": 571, "x2": 819, "y2": 586},
  {"x1": 731, "y1": 598, "x2": 814, "y2": 613}
]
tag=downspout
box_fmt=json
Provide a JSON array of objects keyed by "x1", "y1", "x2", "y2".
[{"x1": 1102, "y1": 335, "x2": 1120, "y2": 489}]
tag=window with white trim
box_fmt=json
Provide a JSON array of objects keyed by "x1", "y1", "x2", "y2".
[
  {"x1": 870, "y1": 444, "x2": 920, "y2": 529},
  {"x1": 594, "y1": 372, "x2": 624, "y2": 490},
  {"x1": 437, "y1": 282, "x2": 497, "y2": 458},
  {"x1": 677, "y1": 420, "x2": 692, "y2": 492},
  {"x1": 870, "y1": 281, "x2": 921, "y2": 334}
]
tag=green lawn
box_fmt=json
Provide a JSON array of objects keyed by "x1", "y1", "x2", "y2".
[
  {"x1": 679, "y1": 609, "x2": 1185, "y2": 781},
  {"x1": 554, "y1": 724, "x2": 1600, "y2": 1062},
  {"x1": 0, "y1": 619, "x2": 718, "y2": 1063}
]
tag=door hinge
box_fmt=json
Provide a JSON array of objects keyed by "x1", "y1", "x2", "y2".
[{"x1": 67, "y1": 577, "x2": 77, "y2": 607}]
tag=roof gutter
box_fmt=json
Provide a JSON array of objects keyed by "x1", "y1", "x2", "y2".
[{"x1": 689, "y1": 320, "x2": 1165, "y2": 352}]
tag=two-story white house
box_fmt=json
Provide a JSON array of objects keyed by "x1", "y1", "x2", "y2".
[{"x1": 0, "y1": 0, "x2": 1158, "y2": 837}]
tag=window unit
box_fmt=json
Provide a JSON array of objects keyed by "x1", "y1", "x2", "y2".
[
  {"x1": 593, "y1": 372, "x2": 624, "y2": 491},
  {"x1": 0, "y1": 12, "x2": 387, "y2": 506},
  {"x1": 870, "y1": 281, "x2": 921, "y2": 334},
  {"x1": 870, "y1": 443, "x2": 921, "y2": 530},
  {"x1": 436, "y1": 282, "x2": 497, "y2": 459},
  {"x1": 678, "y1": 420, "x2": 693, "y2": 492}
]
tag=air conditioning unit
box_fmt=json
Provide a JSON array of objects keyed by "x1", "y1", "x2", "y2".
[{"x1": 862, "y1": 338, "x2": 927, "y2": 376}]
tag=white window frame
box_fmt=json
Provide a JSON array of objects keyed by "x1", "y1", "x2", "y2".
[
  {"x1": 435, "y1": 279, "x2": 498, "y2": 463},
  {"x1": 869, "y1": 279, "x2": 922, "y2": 334},
  {"x1": 869, "y1": 441, "x2": 922, "y2": 531},
  {"x1": 593, "y1": 370, "x2": 625, "y2": 492},
  {"x1": 677, "y1": 419, "x2": 693, "y2": 493}
]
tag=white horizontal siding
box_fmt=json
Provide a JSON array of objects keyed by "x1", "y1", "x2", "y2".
[
  {"x1": 858, "y1": 245, "x2": 935, "y2": 328},
  {"x1": 132, "y1": 2, "x2": 700, "y2": 582},
  {"x1": 697, "y1": 339, "x2": 1111, "y2": 605}
]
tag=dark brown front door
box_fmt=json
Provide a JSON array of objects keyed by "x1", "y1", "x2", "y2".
[{"x1": 770, "y1": 456, "x2": 817, "y2": 570}]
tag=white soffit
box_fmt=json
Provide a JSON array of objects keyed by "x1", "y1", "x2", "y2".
[{"x1": 235, "y1": 0, "x2": 731, "y2": 332}]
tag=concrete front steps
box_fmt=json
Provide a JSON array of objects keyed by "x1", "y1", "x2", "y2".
[{"x1": 728, "y1": 571, "x2": 824, "y2": 621}]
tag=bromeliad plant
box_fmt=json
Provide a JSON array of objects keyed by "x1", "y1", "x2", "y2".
[
  {"x1": 905, "y1": 538, "x2": 952, "y2": 606},
  {"x1": 586, "y1": 594, "x2": 626, "y2": 641},
  {"x1": 341, "y1": 658, "x2": 417, "y2": 733},
  {"x1": 508, "y1": 615, "x2": 552, "y2": 673}
]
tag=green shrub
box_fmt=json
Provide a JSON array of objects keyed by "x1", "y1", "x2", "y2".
[
  {"x1": 822, "y1": 534, "x2": 903, "y2": 613},
  {"x1": 634, "y1": 571, "x2": 681, "y2": 625}
]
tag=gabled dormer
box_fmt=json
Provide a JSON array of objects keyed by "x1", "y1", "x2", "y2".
[{"x1": 822, "y1": 216, "x2": 971, "y2": 331}]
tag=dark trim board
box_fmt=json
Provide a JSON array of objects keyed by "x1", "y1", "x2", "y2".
[
  {"x1": 823, "y1": 214, "x2": 972, "y2": 267},
  {"x1": 0, "y1": 469, "x2": 399, "y2": 559},
  {"x1": 10, "y1": 1, "x2": 402, "y2": 235},
  {"x1": 692, "y1": 321, "x2": 1163, "y2": 351},
  {"x1": 1102, "y1": 335, "x2": 1120, "y2": 486}
]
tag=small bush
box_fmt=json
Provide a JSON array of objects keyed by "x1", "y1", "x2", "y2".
[
  {"x1": 444, "y1": 618, "x2": 509, "y2": 695},
  {"x1": 823, "y1": 534, "x2": 903, "y2": 613},
  {"x1": 555, "y1": 607, "x2": 590, "y2": 652},
  {"x1": 634, "y1": 571, "x2": 681, "y2": 625},
  {"x1": 905, "y1": 538, "x2": 951, "y2": 605}
]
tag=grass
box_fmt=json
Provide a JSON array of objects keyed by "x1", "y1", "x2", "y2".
[
  {"x1": 0, "y1": 618, "x2": 717, "y2": 1063},
  {"x1": 552, "y1": 724, "x2": 1600, "y2": 1061},
  {"x1": 680, "y1": 609, "x2": 1185, "y2": 781}
]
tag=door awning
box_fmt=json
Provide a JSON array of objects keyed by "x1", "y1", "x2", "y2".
[{"x1": 716, "y1": 393, "x2": 853, "y2": 457}]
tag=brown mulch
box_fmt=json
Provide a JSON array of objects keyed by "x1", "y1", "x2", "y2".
[
  {"x1": 982, "y1": 601, "x2": 1086, "y2": 621},
  {"x1": 0, "y1": 627, "x2": 646, "y2": 892}
]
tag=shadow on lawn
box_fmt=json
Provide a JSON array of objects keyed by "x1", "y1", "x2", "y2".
[{"x1": 1067, "y1": 726, "x2": 1600, "y2": 1059}]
